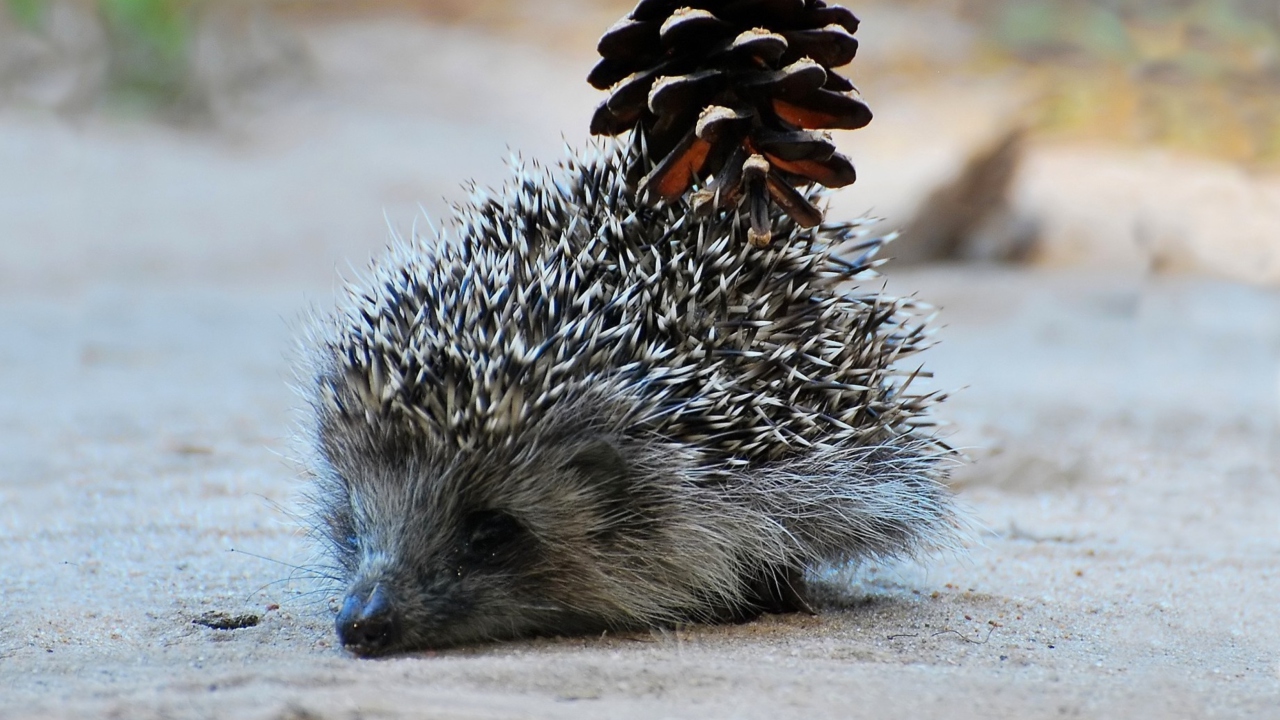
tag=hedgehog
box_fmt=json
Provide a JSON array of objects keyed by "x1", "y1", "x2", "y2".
[{"x1": 297, "y1": 143, "x2": 956, "y2": 656}]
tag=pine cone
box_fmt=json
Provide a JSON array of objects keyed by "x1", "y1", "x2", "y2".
[{"x1": 588, "y1": 0, "x2": 872, "y2": 246}]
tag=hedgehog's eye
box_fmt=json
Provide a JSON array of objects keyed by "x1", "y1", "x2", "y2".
[
  {"x1": 563, "y1": 439, "x2": 628, "y2": 484},
  {"x1": 462, "y1": 510, "x2": 523, "y2": 561}
]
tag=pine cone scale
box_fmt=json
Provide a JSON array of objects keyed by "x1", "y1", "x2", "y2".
[
  {"x1": 588, "y1": 58, "x2": 642, "y2": 91},
  {"x1": 780, "y1": 25, "x2": 859, "y2": 68},
  {"x1": 742, "y1": 153, "x2": 773, "y2": 246},
  {"x1": 649, "y1": 70, "x2": 728, "y2": 119},
  {"x1": 821, "y1": 72, "x2": 854, "y2": 92},
  {"x1": 607, "y1": 66, "x2": 672, "y2": 118},
  {"x1": 695, "y1": 105, "x2": 753, "y2": 141},
  {"x1": 660, "y1": 8, "x2": 735, "y2": 49},
  {"x1": 772, "y1": 92, "x2": 871, "y2": 130},
  {"x1": 729, "y1": 29, "x2": 788, "y2": 64},
  {"x1": 628, "y1": 0, "x2": 689, "y2": 23},
  {"x1": 693, "y1": 143, "x2": 750, "y2": 213},
  {"x1": 755, "y1": 130, "x2": 836, "y2": 162},
  {"x1": 639, "y1": 127, "x2": 714, "y2": 201},
  {"x1": 767, "y1": 154, "x2": 856, "y2": 188},
  {"x1": 598, "y1": 18, "x2": 660, "y2": 61},
  {"x1": 809, "y1": 5, "x2": 859, "y2": 32},
  {"x1": 591, "y1": 100, "x2": 636, "y2": 136},
  {"x1": 718, "y1": 0, "x2": 808, "y2": 26},
  {"x1": 766, "y1": 173, "x2": 823, "y2": 228},
  {"x1": 738, "y1": 58, "x2": 827, "y2": 98}
]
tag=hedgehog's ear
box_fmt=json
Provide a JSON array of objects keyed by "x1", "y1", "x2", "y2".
[{"x1": 564, "y1": 439, "x2": 629, "y2": 486}]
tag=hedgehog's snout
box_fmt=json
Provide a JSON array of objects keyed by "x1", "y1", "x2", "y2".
[{"x1": 336, "y1": 583, "x2": 399, "y2": 656}]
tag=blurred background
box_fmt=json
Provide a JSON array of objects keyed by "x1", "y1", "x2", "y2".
[{"x1": 2, "y1": 0, "x2": 1278, "y2": 288}]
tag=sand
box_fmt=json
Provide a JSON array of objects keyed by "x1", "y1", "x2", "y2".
[{"x1": 2, "y1": 11, "x2": 1278, "y2": 720}]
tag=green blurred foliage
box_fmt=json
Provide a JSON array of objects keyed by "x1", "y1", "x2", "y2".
[
  {"x1": 100, "y1": 0, "x2": 188, "y2": 62},
  {"x1": 98, "y1": 0, "x2": 193, "y2": 109},
  {"x1": 970, "y1": 0, "x2": 1280, "y2": 165},
  {"x1": 990, "y1": 0, "x2": 1279, "y2": 76},
  {"x1": 5, "y1": 0, "x2": 44, "y2": 29},
  {"x1": 5, "y1": 0, "x2": 195, "y2": 112}
]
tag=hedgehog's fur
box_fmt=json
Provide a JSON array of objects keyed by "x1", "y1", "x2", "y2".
[{"x1": 299, "y1": 143, "x2": 956, "y2": 656}]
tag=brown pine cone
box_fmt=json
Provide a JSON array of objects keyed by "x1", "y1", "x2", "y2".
[{"x1": 588, "y1": 0, "x2": 872, "y2": 246}]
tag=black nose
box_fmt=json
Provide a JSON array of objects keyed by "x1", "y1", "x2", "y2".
[{"x1": 335, "y1": 584, "x2": 398, "y2": 655}]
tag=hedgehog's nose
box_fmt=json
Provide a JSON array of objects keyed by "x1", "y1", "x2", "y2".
[{"x1": 336, "y1": 584, "x2": 399, "y2": 656}]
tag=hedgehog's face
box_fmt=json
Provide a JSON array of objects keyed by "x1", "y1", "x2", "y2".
[{"x1": 315, "y1": 419, "x2": 657, "y2": 656}]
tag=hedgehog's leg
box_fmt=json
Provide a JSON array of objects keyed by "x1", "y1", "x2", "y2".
[{"x1": 742, "y1": 565, "x2": 816, "y2": 617}]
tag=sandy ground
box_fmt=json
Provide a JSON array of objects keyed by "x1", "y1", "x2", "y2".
[{"x1": 2, "y1": 11, "x2": 1280, "y2": 720}]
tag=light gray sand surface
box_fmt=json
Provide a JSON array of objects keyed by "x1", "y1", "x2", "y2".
[
  {"x1": 4, "y1": 269, "x2": 1277, "y2": 720},
  {"x1": 2, "y1": 12, "x2": 1279, "y2": 720}
]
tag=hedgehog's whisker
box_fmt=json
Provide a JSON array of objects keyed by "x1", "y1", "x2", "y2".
[{"x1": 229, "y1": 547, "x2": 340, "y2": 582}]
